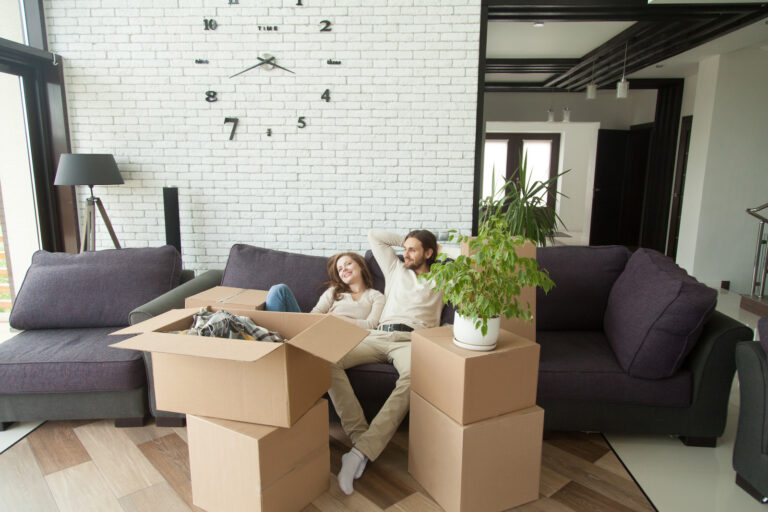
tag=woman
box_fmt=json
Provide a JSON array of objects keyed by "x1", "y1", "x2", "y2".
[{"x1": 265, "y1": 252, "x2": 385, "y2": 329}]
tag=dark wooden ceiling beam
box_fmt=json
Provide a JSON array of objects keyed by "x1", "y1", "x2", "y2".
[
  {"x1": 486, "y1": 58, "x2": 579, "y2": 73},
  {"x1": 487, "y1": 2, "x2": 768, "y2": 21}
]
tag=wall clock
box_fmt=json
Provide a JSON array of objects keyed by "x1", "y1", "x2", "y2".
[{"x1": 195, "y1": 0, "x2": 339, "y2": 141}]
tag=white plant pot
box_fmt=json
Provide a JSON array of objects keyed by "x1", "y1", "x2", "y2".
[{"x1": 453, "y1": 313, "x2": 501, "y2": 351}]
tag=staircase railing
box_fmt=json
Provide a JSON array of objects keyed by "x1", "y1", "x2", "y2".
[{"x1": 747, "y1": 202, "x2": 768, "y2": 297}]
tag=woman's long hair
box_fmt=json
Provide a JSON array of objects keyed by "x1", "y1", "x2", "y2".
[{"x1": 327, "y1": 252, "x2": 375, "y2": 302}]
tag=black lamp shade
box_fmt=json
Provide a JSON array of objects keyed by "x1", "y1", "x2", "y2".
[{"x1": 54, "y1": 153, "x2": 124, "y2": 186}]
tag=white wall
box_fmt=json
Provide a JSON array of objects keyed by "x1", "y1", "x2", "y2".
[
  {"x1": 484, "y1": 89, "x2": 657, "y2": 129},
  {"x1": 676, "y1": 46, "x2": 768, "y2": 291},
  {"x1": 486, "y1": 121, "x2": 600, "y2": 244},
  {"x1": 43, "y1": 0, "x2": 481, "y2": 270}
]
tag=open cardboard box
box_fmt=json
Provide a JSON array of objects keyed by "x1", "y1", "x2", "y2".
[
  {"x1": 187, "y1": 399, "x2": 330, "y2": 512},
  {"x1": 110, "y1": 307, "x2": 368, "y2": 427},
  {"x1": 412, "y1": 326, "x2": 539, "y2": 425},
  {"x1": 185, "y1": 285, "x2": 268, "y2": 311}
]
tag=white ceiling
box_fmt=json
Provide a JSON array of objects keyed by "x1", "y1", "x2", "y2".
[{"x1": 486, "y1": 21, "x2": 635, "y2": 59}]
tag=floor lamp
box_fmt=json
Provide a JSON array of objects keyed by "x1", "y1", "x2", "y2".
[{"x1": 54, "y1": 153, "x2": 124, "y2": 252}]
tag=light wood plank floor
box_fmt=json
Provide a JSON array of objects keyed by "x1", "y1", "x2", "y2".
[{"x1": 0, "y1": 419, "x2": 655, "y2": 512}]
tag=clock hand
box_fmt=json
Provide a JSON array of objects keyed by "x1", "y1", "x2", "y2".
[
  {"x1": 257, "y1": 56, "x2": 295, "y2": 74},
  {"x1": 228, "y1": 57, "x2": 276, "y2": 78}
]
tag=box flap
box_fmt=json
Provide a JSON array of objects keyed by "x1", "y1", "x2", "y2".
[
  {"x1": 110, "y1": 332, "x2": 283, "y2": 361},
  {"x1": 111, "y1": 308, "x2": 201, "y2": 335},
  {"x1": 287, "y1": 315, "x2": 368, "y2": 363}
]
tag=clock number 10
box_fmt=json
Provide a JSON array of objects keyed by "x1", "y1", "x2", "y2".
[{"x1": 204, "y1": 19, "x2": 217, "y2": 30}]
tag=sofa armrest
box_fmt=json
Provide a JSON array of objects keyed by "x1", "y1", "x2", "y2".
[
  {"x1": 683, "y1": 310, "x2": 752, "y2": 429},
  {"x1": 129, "y1": 269, "x2": 223, "y2": 325},
  {"x1": 735, "y1": 341, "x2": 768, "y2": 455}
]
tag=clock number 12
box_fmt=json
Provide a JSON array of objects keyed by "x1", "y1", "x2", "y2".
[{"x1": 224, "y1": 117, "x2": 239, "y2": 140}]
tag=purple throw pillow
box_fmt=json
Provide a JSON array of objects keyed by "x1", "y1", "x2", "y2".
[
  {"x1": 603, "y1": 248, "x2": 717, "y2": 379},
  {"x1": 10, "y1": 246, "x2": 182, "y2": 329}
]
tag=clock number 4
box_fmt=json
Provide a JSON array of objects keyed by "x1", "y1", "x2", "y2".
[
  {"x1": 204, "y1": 19, "x2": 217, "y2": 30},
  {"x1": 320, "y1": 20, "x2": 332, "y2": 32},
  {"x1": 224, "y1": 117, "x2": 239, "y2": 140},
  {"x1": 321, "y1": 89, "x2": 331, "y2": 102}
]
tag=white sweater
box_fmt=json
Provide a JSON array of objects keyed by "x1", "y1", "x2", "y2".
[
  {"x1": 368, "y1": 229, "x2": 444, "y2": 330},
  {"x1": 310, "y1": 287, "x2": 385, "y2": 329}
]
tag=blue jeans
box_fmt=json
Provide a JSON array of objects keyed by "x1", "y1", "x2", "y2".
[{"x1": 265, "y1": 284, "x2": 302, "y2": 313}]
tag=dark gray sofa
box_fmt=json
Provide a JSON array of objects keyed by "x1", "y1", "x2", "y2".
[
  {"x1": 131, "y1": 243, "x2": 752, "y2": 445},
  {"x1": 732, "y1": 317, "x2": 768, "y2": 502},
  {"x1": 0, "y1": 246, "x2": 186, "y2": 429}
]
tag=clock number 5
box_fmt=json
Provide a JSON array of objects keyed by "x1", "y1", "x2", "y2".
[
  {"x1": 320, "y1": 20, "x2": 332, "y2": 32},
  {"x1": 321, "y1": 89, "x2": 331, "y2": 102},
  {"x1": 297, "y1": 117, "x2": 307, "y2": 129},
  {"x1": 204, "y1": 19, "x2": 217, "y2": 30},
  {"x1": 224, "y1": 117, "x2": 239, "y2": 140}
]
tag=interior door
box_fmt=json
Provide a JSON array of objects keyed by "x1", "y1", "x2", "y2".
[{"x1": 589, "y1": 130, "x2": 629, "y2": 246}]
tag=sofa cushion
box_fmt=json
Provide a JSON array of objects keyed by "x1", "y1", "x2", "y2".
[
  {"x1": 0, "y1": 328, "x2": 145, "y2": 394},
  {"x1": 536, "y1": 245, "x2": 631, "y2": 331},
  {"x1": 221, "y1": 244, "x2": 328, "y2": 312},
  {"x1": 10, "y1": 246, "x2": 182, "y2": 330},
  {"x1": 759, "y1": 317, "x2": 768, "y2": 356},
  {"x1": 537, "y1": 331, "x2": 692, "y2": 406},
  {"x1": 604, "y1": 248, "x2": 718, "y2": 379}
]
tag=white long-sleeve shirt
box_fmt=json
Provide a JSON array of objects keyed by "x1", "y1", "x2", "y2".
[
  {"x1": 310, "y1": 287, "x2": 385, "y2": 329},
  {"x1": 368, "y1": 229, "x2": 444, "y2": 330}
]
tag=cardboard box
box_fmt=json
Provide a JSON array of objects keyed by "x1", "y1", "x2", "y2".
[
  {"x1": 187, "y1": 399, "x2": 330, "y2": 512},
  {"x1": 185, "y1": 285, "x2": 268, "y2": 311},
  {"x1": 408, "y1": 391, "x2": 543, "y2": 512},
  {"x1": 411, "y1": 326, "x2": 539, "y2": 425},
  {"x1": 461, "y1": 239, "x2": 536, "y2": 342},
  {"x1": 110, "y1": 308, "x2": 368, "y2": 426}
]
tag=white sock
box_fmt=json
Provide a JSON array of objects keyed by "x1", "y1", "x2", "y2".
[{"x1": 338, "y1": 447, "x2": 368, "y2": 495}]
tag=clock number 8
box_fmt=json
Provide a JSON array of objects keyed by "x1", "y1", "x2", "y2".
[
  {"x1": 205, "y1": 90, "x2": 217, "y2": 102},
  {"x1": 321, "y1": 89, "x2": 331, "y2": 102},
  {"x1": 204, "y1": 19, "x2": 217, "y2": 30}
]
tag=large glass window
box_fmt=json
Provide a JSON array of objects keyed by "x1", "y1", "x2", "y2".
[{"x1": 0, "y1": 0, "x2": 25, "y2": 45}]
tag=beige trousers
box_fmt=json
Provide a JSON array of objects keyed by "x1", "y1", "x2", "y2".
[{"x1": 328, "y1": 330, "x2": 411, "y2": 461}]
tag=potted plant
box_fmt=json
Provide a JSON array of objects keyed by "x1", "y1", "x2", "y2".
[
  {"x1": 480, "y1": 152, "x2": 568, "y2": 246},
  {"x1": 421, "y1": 216, "x2": 554, "y2": 351}
]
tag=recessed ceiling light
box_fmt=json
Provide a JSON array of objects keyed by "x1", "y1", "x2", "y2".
[{"x1": 533, "y1": 22, "x2": 544, "y2": 28}]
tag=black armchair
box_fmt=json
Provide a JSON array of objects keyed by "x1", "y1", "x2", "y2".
[{"x1": 733, "y1": 317, "x2": 768, "y2": 503}]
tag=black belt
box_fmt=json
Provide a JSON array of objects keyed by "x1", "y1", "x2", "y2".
[{"x1": 379, "y1": 323, "x2": 414, "y2": 332}]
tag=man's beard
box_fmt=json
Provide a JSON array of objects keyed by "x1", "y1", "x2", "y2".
[{"x1": 405, "y1": 257, "x2": 425, "y2": 271}]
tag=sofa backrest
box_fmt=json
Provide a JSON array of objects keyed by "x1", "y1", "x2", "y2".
[
  {"x1": 536, "y1": 245, "x2": 631, "y2": 331},
  {"x1": 9, "y1": 246, "x2": 182, "y2": 329},
  {"x1": 604, "y1": 248, "x2": 717, "y2": 379},
  {"x1": 221, "y1": 244, "x2": 329, "y2": 313}
]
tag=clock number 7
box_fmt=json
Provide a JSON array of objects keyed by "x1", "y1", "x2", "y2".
[{"x1": 224, "y1": 117, "x2": 239, "y2": 140}]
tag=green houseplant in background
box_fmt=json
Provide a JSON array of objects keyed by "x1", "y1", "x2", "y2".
[
  {"x1": 480, "y1": 152, "x2": 569, "y2": 246},
  {"x1": 421, "y1": 215, "x2": 554, "y2": 351}
]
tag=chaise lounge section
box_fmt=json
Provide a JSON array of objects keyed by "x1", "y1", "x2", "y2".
[{"x1": 0, "y1": 246, "x2": 185, "y2": 429}]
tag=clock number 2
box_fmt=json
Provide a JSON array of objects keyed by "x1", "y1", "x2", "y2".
[
  {"x1": 319, "y1": 20, "x2": 332, "y2": 32},
  {"x1": 297, "y1": 117, "x2": 307, "y2": 129},
  {"x1": 321, "y1": 89, "x2": 331, "y2": 102},
  {"x1": 204, "y1": 19, "x2": 217, "y2": 30},
  {"x1": 224, "y1": 117, "x2": 239, "y2": 140}
]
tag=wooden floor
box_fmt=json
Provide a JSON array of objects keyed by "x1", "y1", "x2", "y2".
[{"x1": 0, "y1": 419, "x2": 655, "y2": 512}]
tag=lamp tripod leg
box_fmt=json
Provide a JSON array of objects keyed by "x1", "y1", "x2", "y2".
[
  {"x1": 95, "y1": 198, "x2": 121, "y2": 249},
  {"x1": 80, "y1": 200, "x2": 97, "y2": 252}
]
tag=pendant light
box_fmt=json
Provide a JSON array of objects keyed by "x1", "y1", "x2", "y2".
[
  {"x1": 616, "y1": 42, "x2": 629, "y2": 99},
  {"x1": 586, "y1": 60, "x2": 597, "y2": 100}
]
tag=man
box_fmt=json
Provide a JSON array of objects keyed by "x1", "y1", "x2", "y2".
[{"x1": 329, "y1": 229, "x2": 444, "y2": 495}]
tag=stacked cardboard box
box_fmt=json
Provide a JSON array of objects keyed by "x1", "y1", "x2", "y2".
[
  {"x1": 111, "y1": 304, "x2": 368, "y2": 512},
  {"x1": 184, "y1": 285, "x2": 268, "y2": 311},
  {"x1": 409, "y1": 326, "x2": 544, "y2": 512}
]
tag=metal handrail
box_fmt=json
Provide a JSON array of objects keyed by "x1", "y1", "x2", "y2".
[{"x1": 747, "y1": 202, "x2": 768, "y2": 223}]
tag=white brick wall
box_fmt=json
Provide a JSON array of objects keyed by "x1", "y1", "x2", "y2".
[{"x1": 44, "y1": 0, "x2": 481, "y2": 271}]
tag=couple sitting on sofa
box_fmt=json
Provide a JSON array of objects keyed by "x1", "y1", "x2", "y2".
[{"x1": 266, "y1": 229, "x2": 444, "y2": 495}]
